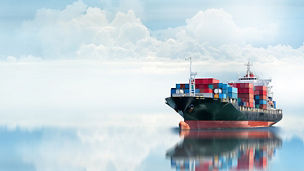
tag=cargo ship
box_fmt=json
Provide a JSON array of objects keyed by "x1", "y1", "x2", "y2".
[
  {"x1": 165, "y1": 58, "x2": 282, "y2": 129},
  {"x1": 166, "y1": 129, "x2": 282, "y2": 170}
]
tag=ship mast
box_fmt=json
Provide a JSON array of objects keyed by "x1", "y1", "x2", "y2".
[
  {"x1": 185, "y1": 57, "x2": 197, "y2": 96},
  {"x1": 245, "y1": 61, "x2": 252, "y2": 78}
]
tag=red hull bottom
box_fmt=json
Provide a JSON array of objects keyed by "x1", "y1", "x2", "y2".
[{"x1": 180, "y1": 120, "x2": 276, "y2": 130}]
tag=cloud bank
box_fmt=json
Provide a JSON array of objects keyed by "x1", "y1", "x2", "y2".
[{"x1": 13, "y1": 0, "x2": 294, "y2": 61}]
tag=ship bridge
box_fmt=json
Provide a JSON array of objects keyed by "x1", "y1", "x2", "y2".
[
  {"x1": 238, "y1": 61, "x2": 273, "y2": 98},
  {"x1": 238, "y1": 61, "x2": 271, "y2": 86}
]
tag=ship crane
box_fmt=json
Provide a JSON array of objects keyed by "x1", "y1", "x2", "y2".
[{"x1": 185, "y1": 57, "x2": 197, "y2": 96}]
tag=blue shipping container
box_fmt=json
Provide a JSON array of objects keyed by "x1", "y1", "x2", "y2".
[
  {"x1": 222, "y1": 89, "x2": 228, "y2": 94},
  {"x1": 176, "y1": 84, "x2": 180, "y2": 89},
  {"x1": 171, "y1": 88, "x2": 176, "y2": 94},
  {"x1": 208, "y1": 84, "x2": 214, "y2": 89},
  {"x1": 222, "y1": 84, "x2": 228, "y2": 89},
  {"x1": 185, "y1": 89, "x2": 189, "y2": 93},
  {"x1": 255, "y1": 95, "x2": 260, "y2": 100},
  {"x1": 259, "y1": 99, "x2": 267, "y2": 104},
  {"x1": 185, "y1": 84, "x2": 189, "y2": 89},
  {"x1": 219, "y1": 93, "x2": 227, "y2": 99},
  {"x1": 228, "y1": 93, "x2": 237, "y2": 99},
  {"x1": 228, "y1": 87, "x2": 238, "y2": 93}
]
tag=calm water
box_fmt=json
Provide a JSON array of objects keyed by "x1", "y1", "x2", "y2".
[{"x1": 0, "y1": 114, "x2": 303, "y2": 171}]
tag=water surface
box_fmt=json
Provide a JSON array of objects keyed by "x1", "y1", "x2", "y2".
[{"x1": 0, "y1": 114, "x2": 303, "y2": 171}]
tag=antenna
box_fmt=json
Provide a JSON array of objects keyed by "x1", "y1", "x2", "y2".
[
  {"x1": 185, "y1": 57, "x2": 197, "y2": 96},
  {"x1": 245, "y1": 60, "x2": 253, "y2": 78}
]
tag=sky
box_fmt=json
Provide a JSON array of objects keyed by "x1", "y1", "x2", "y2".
[{"x1": 0, "y1": 0, "x2": 303, "y2": 126}]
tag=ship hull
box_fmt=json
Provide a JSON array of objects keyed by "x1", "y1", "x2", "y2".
[{"x1": 166, "y1": 96, "x2": 282, "y2": 129}]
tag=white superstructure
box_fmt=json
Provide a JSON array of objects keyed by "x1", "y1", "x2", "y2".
[{"x1": 237, "y1": 61, "x2": 273, "y2": 100}]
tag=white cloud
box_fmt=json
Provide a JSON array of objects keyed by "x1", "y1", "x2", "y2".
[
  {"x1": 182, "y1": 9, "x2": 277, "y2": 45},
  {"x1": 18, "y1": 1, "x2": 281, "y2": 60}
]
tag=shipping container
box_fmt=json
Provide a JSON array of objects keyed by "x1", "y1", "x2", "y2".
[
  {"x1": 239, "y1": 83, "x2": 254, "y2": 88},
  {"x1": 228, "y1": 87, "x2": 238, "y2": 93},
  {"x1": 255, "y1": 86, "x2": 267, "y2": 91},
  {"x1": 222, "y1": 83, "x2": 229, "y2": 89},
  {"x1": 254, "y1": 90, "x2": 267, "y2": 95},
  {"x1": 238, "y1": 93, "x2": 254, "y2": 99},
  {"x1": 184, "y1": 89, "x2": 189, "y2": 93},
  {"x1": 208, "y1": 84, "x2": 214, "y2": 89},
  {"x1": 213, "y1": 83, "x2": 219, "y2": 89},
  {"x1": 171, "y1": 88, "x2": 176, "y2": 94},
  {"x1": 240, "y1": 98, "x2": 254, "y2": 103},
  {"x1": 214, "y1": 94, "x2": 219, "y2": 99},
  {"x1": 222, "y1": 89, "x2": 228, "y2": 94},
  {"x1": 259, "y1": 99, "x2": 267, "y2": 105},
  {"x1": 195, "y1": 84, "x2": 209, "y2": 89},
  {"x1": 238, "y1": 89, "x2": 254, "y2": 94},
  {"x1": 197, "y1": 93, "x2": 213, "y2": 98},
  {"x1": 199, "y1": 89, "x2": 213, "y2": 93},
  {"x1": 219, "y1": 93, "x2": 227, "y2": 99},
  {"x1": 228, "y1": 92, "x2": 238, "y2": 99},
  {"x1": 195, "y1": 78, "x2": 220, "y2": 84},
  {"x1": 176, "y1": 89, "x2": 184, "y2": 94},
  {"x1": 260, "y1": 104, "x2": 267, "y2": 109}
]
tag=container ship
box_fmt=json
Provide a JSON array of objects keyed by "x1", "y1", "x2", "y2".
[{"x1": 165, "y1": 58, "x2": 282, "y2": 129}]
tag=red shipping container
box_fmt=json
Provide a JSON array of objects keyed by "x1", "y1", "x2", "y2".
[
  {"x1": 180, "y1": 84, "x2": 185, "y2": 89},
  {"x1": 255, "y1": 86, "x2": 267, "y2": 91},
  {"x1": 199, "y1": 89, "x2": 213, "y2": 93},
  {"x1": 195, "y1": 78, "x2": 219, "y2": 84},
  {"x1": 260, "y1": 104, "x2": 267, "y2": 109},
  {"x1": 238, "y1": 89, "x2": 254, "y2": 94},
  {"x1": 259, "y1": 95, "x2": 267, "y2": 99},
  {"x1": 195, "y1": 84, "x2": 209, "y2": 89},
  {"x1": 241, "y1": 98, "x2": 254, "y2": 103},
  {"x1": 228, "y1": 83, "x2": 237, "y2": 87},
  {"x1": 240, "y1": 83, "x2": 254, "y2": 88},
  {"x1": 245, "y1": 102, "x2": 254, "y2": 108},
  {"x1": 254, "y1": 90, "x2": 267, "y2": 95},
  {"x1": 213, "y1": 83, "x2": 219, "y2": 88},
  {"x1": 238, "y1": 93, "x2": 254, "y2": 99}
]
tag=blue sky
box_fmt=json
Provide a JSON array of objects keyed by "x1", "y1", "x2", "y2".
[{"x1": 0, "y1": 0, "x2": 304, "y2": 49}]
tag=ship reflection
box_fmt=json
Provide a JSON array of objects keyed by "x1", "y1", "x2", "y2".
[{"x1": 166, "y1": 128, "x2": 282, "y2": 171}]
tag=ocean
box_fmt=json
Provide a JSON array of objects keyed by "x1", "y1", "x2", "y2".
[{"x1": 0, "y1": 112, "x2": 303, "y2": 171}]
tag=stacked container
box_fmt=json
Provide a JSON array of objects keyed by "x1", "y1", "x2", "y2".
[
  {"x1": 213, "y1": 83, "x2": 230, "y2": 99},
  {"x1": 172, "y1": 83, "x2": 199, "y2": 95},
  {"x1": 254, "y1": 86, "x2": 268, "y2": 109},
  {"x1": 195, "y1": 78, "x2": 219, "y2": 98},
  {"x1": 229, "y1": 83, "x2": 254, "y2": 108},
  {"x1": 171, "y1": 78, "x2": 238, "y2": 100}
]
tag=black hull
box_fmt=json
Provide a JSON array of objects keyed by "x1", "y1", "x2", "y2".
[{"x1": 165, "y1": 96, "x2": 282, "y2": 123}]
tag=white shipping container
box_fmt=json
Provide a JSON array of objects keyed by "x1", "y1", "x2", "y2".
[{"x1": 197, "y1": 93, "x2": 213, "y2": 98}]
